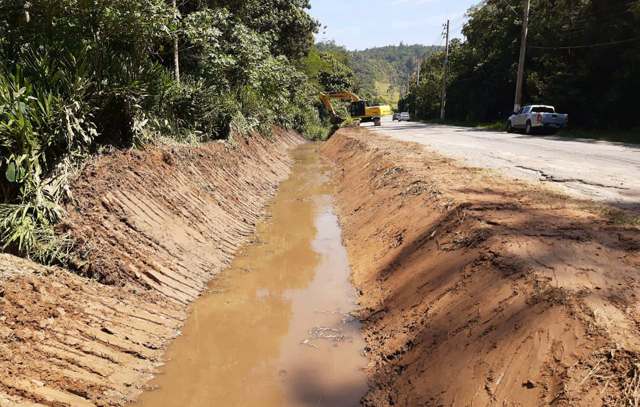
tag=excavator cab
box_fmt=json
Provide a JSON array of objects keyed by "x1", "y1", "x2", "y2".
[{"x1": 348, "y1": 100, "x2": 367, "y2": 118}]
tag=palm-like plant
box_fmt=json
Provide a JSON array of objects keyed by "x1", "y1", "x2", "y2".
[{"x1": 0, "y1": 53, "x2": 95, "y2": 263}]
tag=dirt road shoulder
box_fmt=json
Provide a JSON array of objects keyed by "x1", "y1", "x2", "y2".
[{"x1": 323, "y1": 128, "x2": 640, "y2": 406}]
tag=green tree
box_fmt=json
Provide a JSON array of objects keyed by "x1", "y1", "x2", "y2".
[
  {"x1": 205, "y1": 0, "x2": 318, "y2": 60},
  {"x1": 317, "y1": 53, "x2": 355, "y2": 92}
]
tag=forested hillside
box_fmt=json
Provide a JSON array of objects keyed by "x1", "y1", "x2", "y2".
[
  {"x1": 314, "y1": 42, "x2": 439, "y2": 106},
  {"x1": 400, "y1": 0, "x2": 640, "y2": 131},
  {"x1": 0, "y1": 0, "x2": 327, "y2": 263},
  {"x1": 351, "y1": 44, "x2": 440, "y2": 105}
]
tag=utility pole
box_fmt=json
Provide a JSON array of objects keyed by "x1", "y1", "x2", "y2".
[
  {"x1": 23, "y1": 1, "x2": 31, "y2": 23},
  {"x1": 513, "y1": 0, "x2": 531, "y2": 112},
  {"x1": 172, "y1": 0, "x2": 180, "y2": 83},
  {"x1": 439, "y1": 19, "x2": 450, "y2": 121},
  {"x1": 414, "y1": 57, "x2": 420, "y2": 118}
]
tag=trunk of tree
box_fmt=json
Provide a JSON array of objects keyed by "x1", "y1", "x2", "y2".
[
  {"x1": 23, "y1": 1, "x2": 31, "y2": 23},
  {"x1": 172, "y1": 0, "x2": 180, "y2": 83}
]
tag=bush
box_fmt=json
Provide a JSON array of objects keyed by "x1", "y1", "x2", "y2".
[{"x1": 0, "y1": 53, "x2": 96, "y2": 263}]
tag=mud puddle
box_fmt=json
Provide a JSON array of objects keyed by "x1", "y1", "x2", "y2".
[{"x1": 133, "y1": 144, "x2": 367, "y2": 407}]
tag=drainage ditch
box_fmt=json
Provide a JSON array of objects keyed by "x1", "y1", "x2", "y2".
[{"x1": 133, "y1": 143, "x2": 367, "y2": 407}]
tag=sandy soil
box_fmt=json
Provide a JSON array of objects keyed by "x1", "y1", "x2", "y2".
[
  {"x1": 323, "y1": 128, "x2": 640, "y2": 406},
  {"x1": 0, "y1": 130, "x2": 303, "y2": 406},
  {"x1": 0, "y1": 254, "x2": 182, "y2": 407}
]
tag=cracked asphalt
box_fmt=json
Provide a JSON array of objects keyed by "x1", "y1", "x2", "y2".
[{"x1": 369, "y1": 119, "x2": 640, "y2": 209}]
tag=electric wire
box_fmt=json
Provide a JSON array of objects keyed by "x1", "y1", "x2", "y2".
[
  {"x1": 529, "y1": 36, "x2": 640, "y2": 50},
  {"x1": 495, "y1": 0, "x2": 520, "y2": 17}
]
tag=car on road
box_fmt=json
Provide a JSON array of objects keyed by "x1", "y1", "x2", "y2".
[
  {"x1": 393, "y1": 112, "x2": 411, "y2": 122},
  {"x1": 507, "y1": 105, "x2": 568, "y2": 135}
]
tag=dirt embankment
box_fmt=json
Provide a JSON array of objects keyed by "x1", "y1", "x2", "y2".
[
  {"x1": 0, "y1": 130, "x2": 303, "y2": 406},
  {"x1": 323, "y1": 129, "x2": 640, "y2": 406}
]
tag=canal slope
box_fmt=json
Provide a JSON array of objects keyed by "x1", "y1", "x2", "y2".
[
  {"x1": 323, "y1": 127, "x2": 640, "y2": 406},
  {"x1": 0, "y1": 130, "x2": 303, "y2": 406}
]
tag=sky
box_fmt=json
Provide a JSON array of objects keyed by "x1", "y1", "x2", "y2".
[{"x1": 309, "y1": 0, "x2": 481, "y2": 50}]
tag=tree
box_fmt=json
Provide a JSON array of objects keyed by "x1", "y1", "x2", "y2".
[
  {"x1": 317, "y1": 53, "x2": 355, "y2": 92},
  {"x1": 205, "y1": 0, "x2": 319, "y2": 60}
]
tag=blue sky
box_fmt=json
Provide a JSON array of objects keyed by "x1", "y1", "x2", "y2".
[{"x1": 309, "y1": 0, "x2": 481, "y2": 50}]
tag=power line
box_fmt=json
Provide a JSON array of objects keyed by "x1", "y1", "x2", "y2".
[
  {"x1": 495, "y1": 0, "x2": 520, "y2": 17},
  {"x1": 534, "y1": 11, "x2": 636, "y2": 32},
  {"x1": 529, "y1": 36, "x2": 640, "y2": 50}
]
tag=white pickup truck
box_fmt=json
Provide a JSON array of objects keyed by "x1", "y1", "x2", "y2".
[{"x1": 507, "y1": 105, "x2": 568, "y2": 135}]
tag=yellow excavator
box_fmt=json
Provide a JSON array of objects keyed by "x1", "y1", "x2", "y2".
[{"x1": 319, "y1": 91, "x2": 392, "y2": 127}]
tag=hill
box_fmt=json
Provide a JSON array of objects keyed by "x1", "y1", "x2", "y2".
[{"x1": 317, "y1": 42, "x2": 441, "y2": 106}]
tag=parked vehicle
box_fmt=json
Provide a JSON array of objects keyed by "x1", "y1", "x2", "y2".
[
  {"x1": 507, "y1": 105, "x2": 568, "y2": 134},
  {"x1": 393, "y1": 112, "x2": 411, "y2": 122}
]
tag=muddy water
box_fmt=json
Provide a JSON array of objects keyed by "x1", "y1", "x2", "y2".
[{"x1": 133, "y1": 144, "x2": 368, "y2": 407}]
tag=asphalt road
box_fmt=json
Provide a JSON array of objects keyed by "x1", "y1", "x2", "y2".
[{"x1": 368, "y1": 118, "x2": 640, "y2": 209}]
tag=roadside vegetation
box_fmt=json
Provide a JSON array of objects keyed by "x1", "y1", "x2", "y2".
[
  {"x1": 399, "y1": 0, "x2": 640, "y2": 141},
  {"x1": 0, "y1": 0, "x2": 343, "y2": 264},
  {"x1": 299, "y1": 42, "x2": 357, "y2": 132}
]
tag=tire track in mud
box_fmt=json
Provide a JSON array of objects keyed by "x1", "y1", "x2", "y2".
[{"x1": 0, "y1": 130, "x2": 303, "y2": 406}]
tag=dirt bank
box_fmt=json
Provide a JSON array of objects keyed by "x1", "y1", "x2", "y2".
[
  {"x1": 323, "y1": 128, "x2": 640, "y2": 406},
  {"x1": 0, "y1": 130, "x2": 303, "y2": 406}
]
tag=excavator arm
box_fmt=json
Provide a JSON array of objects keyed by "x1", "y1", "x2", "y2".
[{"x1": 319, "y1": 92, "x2": 363, "y2": 125}]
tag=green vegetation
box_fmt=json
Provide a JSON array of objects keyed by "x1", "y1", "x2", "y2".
[
  {"x1": 400, "y1": 0, "x2": 640, "y2": 140},
  {"x1": 299, "y1": 43, "x2": 356, "y2": 133},
  {"x1": 0, "y1": 0, "x2": 326, "y2": 263},
  {"x1": 302, "y1": 45, "x2": 355, "y2": 93},
  {"x1": 601, "y1": 207, "x2": 640, "y2": 227}
]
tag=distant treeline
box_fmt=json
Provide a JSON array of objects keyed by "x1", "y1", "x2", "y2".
[
  {"x1": 400, "y1": 0, "x2": 640, "y2": 130},
  {"x1": 308, "y1": 42, "x2": 439, "y2": 106}
]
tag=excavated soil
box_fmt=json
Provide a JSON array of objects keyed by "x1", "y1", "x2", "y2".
[
  {"x1": 323, "y1": 128, "x2": 640, "y2": 407},
  {"x1": 0, "y1": 130, "x2": 303, "y2": 406},
  {"x1": 3, "y1": 124, "x2": 640, "y2": 407}
]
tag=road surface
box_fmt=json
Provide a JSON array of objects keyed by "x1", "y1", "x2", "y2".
[{"x1": 369, "y1": 119, "x2": 640, "y2": 209}]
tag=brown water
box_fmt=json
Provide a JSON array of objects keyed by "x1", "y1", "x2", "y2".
[{"x1": 133, "y1": 144, "x2": 368, "y2": 407}]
